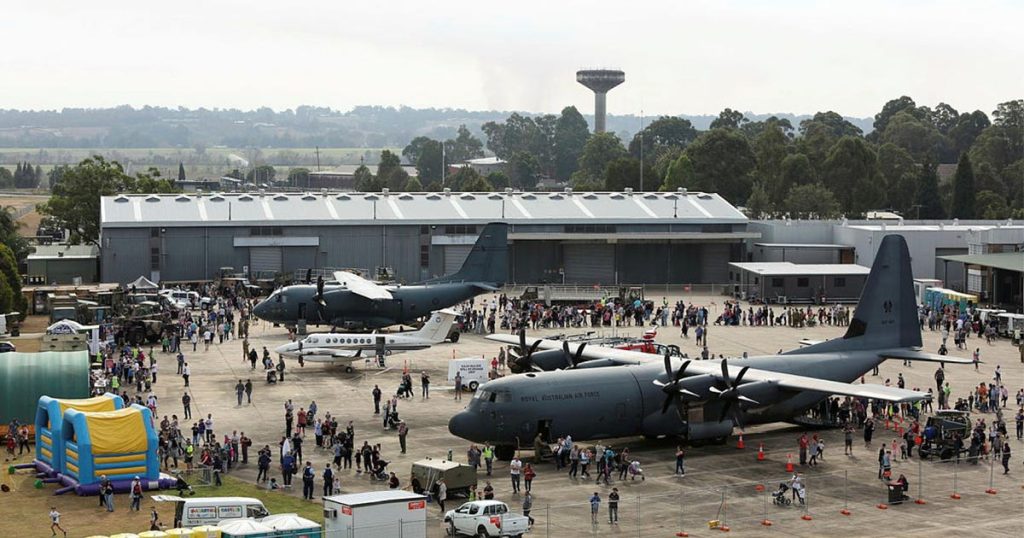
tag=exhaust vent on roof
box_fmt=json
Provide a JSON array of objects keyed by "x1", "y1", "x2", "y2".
[
  {"x1": 114, "y1": 195, "x2": 130, "y2": 203},
  {"x1": 209, "y1": 195, "x2": 226, "y2": 202},
  {"x1": 487, "y1": 194, "x2": 503, "y2": 200},
  {"x1": 398, "y1": 194, "x2": 414, "y2": 200},
  {"x1": 237, "y1": 195, "x2": 254, "y2": 202},
  {"x1": 582, "y1": 193, "x2": 598, "y2": 200},
  {"x1": 520, "y1": 194, "x2": 536, "y2": 200},
  {"x1": 301, "y1": 195, "x2": 317, "y2": 201},
  {"x1": 273, "y1": 195, "x2": 289, "y2": 201},
  {"x1": 426, "y1": 193, "x2": 442, "y2": 200},
  {"x1": 145, "y1": 195, "x2": 161, "y2": 202},
  {"x1": 175, "y1": 195, "x2": 191, "y2": 202},
  {"x1": 335, "y1": 194, "x2": 351, "y2": 200}
]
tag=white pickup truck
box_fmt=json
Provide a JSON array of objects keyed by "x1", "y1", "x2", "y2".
[{"x1": 444, "y1": 500, "x2": 530, "y2": 538}]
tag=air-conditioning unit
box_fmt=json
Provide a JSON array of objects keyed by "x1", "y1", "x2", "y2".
[{"x1": 323, "y1": 508, "x2": 337, "y2": 518}]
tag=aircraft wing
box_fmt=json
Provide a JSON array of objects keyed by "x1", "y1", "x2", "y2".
[
  {"x1": 333, "y1": 271, "x2": 393, "y2": 301},
  {"x1": 726, "y1": 367, "x2": 929, "y2": 403},
  {"x1": 877, "y1": 349, "x2": 975, "y2": 365},
  {"x1": 485, "y1": 334, "x2": 929, "y2": 402}
]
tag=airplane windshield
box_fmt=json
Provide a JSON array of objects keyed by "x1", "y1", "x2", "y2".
[{"x1": 474, "y1": 390, "x2": 489, "y2": 400}]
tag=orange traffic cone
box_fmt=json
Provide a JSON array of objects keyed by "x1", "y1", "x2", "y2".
[
  {"x1": 785, "y1": 453, "x2": 794, "y2": 473},
  {"x1": 737, "y1": 433, "x2": 745, "y2": 449},
  {"x1": 757, "y1": 443, "x2": 765, "y2": 461}
]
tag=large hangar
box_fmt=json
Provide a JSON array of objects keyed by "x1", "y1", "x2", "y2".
[{"x1": 99, "y1": 189, "x2": 757, "y2": 285}]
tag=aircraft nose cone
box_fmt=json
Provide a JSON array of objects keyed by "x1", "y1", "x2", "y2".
[
  {"x1": 253, "y1": 299, "x2": 270, "y2": 320},
  {"x1": 448, "y1": 411, "x2": 476, "y2": 441},
  {"x1": 275, "y1": 342, "x2": 297, "y2": 356}
]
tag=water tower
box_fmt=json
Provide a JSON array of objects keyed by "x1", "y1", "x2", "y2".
[{"x1": 576, "y1": 69, "x2": 625, "y2": 133}]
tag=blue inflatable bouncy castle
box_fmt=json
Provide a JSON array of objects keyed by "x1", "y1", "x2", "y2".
[
  {"x1": 33, "y1": 393, "x2": 124, "y2": 478},
  {"x1": 58, "y1": 404, "x2": 168, "y2": 495}
]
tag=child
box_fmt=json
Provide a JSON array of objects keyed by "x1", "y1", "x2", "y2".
[
  {"x1": 49, "y1": 507, "x2": 67, "y2": 537},
  {"x1": 269, "y1": 477, "x2": 279, "y2": 490}
]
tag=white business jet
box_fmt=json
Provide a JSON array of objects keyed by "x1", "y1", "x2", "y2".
[{"x1": 274, "y1": 309, "x2": 459, "y2": 371}]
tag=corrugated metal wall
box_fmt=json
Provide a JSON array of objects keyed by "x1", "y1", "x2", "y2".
[
  {"x1": 101, "y1": 226, "x2": 744, "y2": 286},
  {"x1": 563, "y1": 244, "x2": 615, "y2": 284}
]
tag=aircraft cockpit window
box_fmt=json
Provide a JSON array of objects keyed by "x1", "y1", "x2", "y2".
[
  {"x1": 494, "y1": 392, "x2": 511, "y2": 403},
  {"x1": 474, "y1": 390, "x2": 489, "y2": 400},
  {"x1": 488, "y1": 393, "x2": 497, "y2": 403},
  {"x1": 310, "y1": 338, "x2": 317, "y2": 344},
  {"x1": 273, "y1": 293, "x2": 282, "y2": 303}
]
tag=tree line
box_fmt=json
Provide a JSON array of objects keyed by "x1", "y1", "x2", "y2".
[
  {"x1": 0, "y1": 162, "x2": 45, "y2": 189},
  {"x1": 393, "y1": 98, "x2": 1023, "y2": 219}
]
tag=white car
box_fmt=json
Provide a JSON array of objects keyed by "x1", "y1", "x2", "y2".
[{"x1": 444, "y1": 500, "x2": 529, "y2": 538}]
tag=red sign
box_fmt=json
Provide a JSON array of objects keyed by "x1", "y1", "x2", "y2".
[
  {"x1": 341, "y1": 506, "x2": 352, "y2": 515},
  {"x1": 408, "y1": 500, "x2": 426, "y2": 510}
]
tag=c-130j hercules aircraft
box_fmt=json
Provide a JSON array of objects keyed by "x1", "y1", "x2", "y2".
[{"x1": 450, "y1": 235, "x2": 972, "y2": 460}]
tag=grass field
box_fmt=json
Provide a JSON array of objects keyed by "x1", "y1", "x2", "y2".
[{"x1": 0, "y1": 462, "x2": 322, "y2": 536}]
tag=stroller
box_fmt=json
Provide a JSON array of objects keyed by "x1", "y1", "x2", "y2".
[
  {"x1": 772, "y1": 483, "x2": 792, "y2": 506},
  {"x1": 385, "y1": 411, "x2": 401, "y2": 430},
  {"x1": 266, "y1": 369, "x2": 278, "y2": 384}
]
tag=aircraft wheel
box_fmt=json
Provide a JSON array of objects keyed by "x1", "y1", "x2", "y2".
[
  {"x1": 494, "y1": 445, "x2": 516, "y2": 461},
  {"x1": 468, "y1": 381, "x2": 479, "y2": 392},
  {"x1": 449, "y1": 331, "x2": 460, "y2": 343},
  {"x1": 345, "y1": 366, "x2": 354, "y2": 374}
]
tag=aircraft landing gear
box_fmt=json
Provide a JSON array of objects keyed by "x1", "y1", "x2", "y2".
[
  {"x1": 494, "y1": 445, "x2": 516, "y2": 461},
  {"x1": 344, "y1": 366, "x2": 354, "y2": 374}
]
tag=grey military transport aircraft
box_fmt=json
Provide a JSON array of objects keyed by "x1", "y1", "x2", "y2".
[
  {"x1": 449, "y1": 235, "x2": 972, "y2": 460},
  {"x1": 253, "y1": 223, "x2": 507, "y2": 330}
]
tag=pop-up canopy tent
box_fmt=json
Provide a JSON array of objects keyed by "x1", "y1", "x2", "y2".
[{"x1": 128, "y1": 276, "x2": 159, "y2": 290}]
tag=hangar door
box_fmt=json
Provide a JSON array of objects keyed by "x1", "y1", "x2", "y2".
[
  {"x1": 563, "y1": 243, "x2": 615, "y2": 284},
  {"x1": 443, "y1": 245, "x2": 473, "y2": 275},
  {"x1": 249, "y1": 247, "x2": 283, "y2": 274},
  {"x1": 700, "y1": 243, "x2": 731, "y2": 283}
]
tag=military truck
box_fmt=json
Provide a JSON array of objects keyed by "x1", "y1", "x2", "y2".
[{"x1": 410, "y1": 458, "x2": 477, "y2": 499}]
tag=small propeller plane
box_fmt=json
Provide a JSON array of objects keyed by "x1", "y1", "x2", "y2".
[
  {"x1": 450, "y1": 235, "x2": 973, "y2": 460},
  {"x1": 274, "y1": 309, "x2": 459, "y2": 371}
]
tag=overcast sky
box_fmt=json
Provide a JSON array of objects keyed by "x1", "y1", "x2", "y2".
[{"x1": 3, "y1": 0, "x2": 1021, "y2": 118}]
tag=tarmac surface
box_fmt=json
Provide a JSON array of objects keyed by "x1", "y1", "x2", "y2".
[{"x1": 60, "y1": 293, "x2": 1024, "y2": 536}]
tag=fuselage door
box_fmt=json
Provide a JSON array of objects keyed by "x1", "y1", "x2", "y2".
[{"x1": 297, "y1": 302, "x2": 307, "y2": 321}]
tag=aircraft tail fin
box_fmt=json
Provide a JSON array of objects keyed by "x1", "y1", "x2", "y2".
[
  {"x1": 427, "y1": 222, "x2": 508, "y2": 285},
  {"x1": 415, "y1": 309, "x2": 458, "y2": 343},
  {"x1": 788, "y1": 234, "x2": 921, "y2": 354}
]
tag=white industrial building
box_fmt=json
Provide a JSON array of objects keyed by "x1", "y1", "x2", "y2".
[{"x1": 749, "y1": 219, "x2": 1024, "y2": 291}]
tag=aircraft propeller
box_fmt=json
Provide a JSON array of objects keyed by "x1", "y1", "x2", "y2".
[
  {"x1": 313, "y1": 275, "x2": 327, "y2": 322},
  {"x1": 560, "y1": 341, "x2": 587, "y2": 369},
  {"x1": 653, "y1": 354, "x2": 698, "y2": 415},
  {"x1": 508, "y1": 328, "x2": 543, "y2": 373},
  {"x1": 708, "y1": 358, "x2": 759, "y2": 427}
]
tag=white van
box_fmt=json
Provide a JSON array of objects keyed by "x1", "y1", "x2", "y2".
[
  {"x1": 448, "y1": 358, "x2": 490, "y2": 391},
  {"x1": 159, "y1": 289, "x2": 193, "y2": 310},
  {"x1": 153, "y1": 495, "x2": 269, "y2": 528}
]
